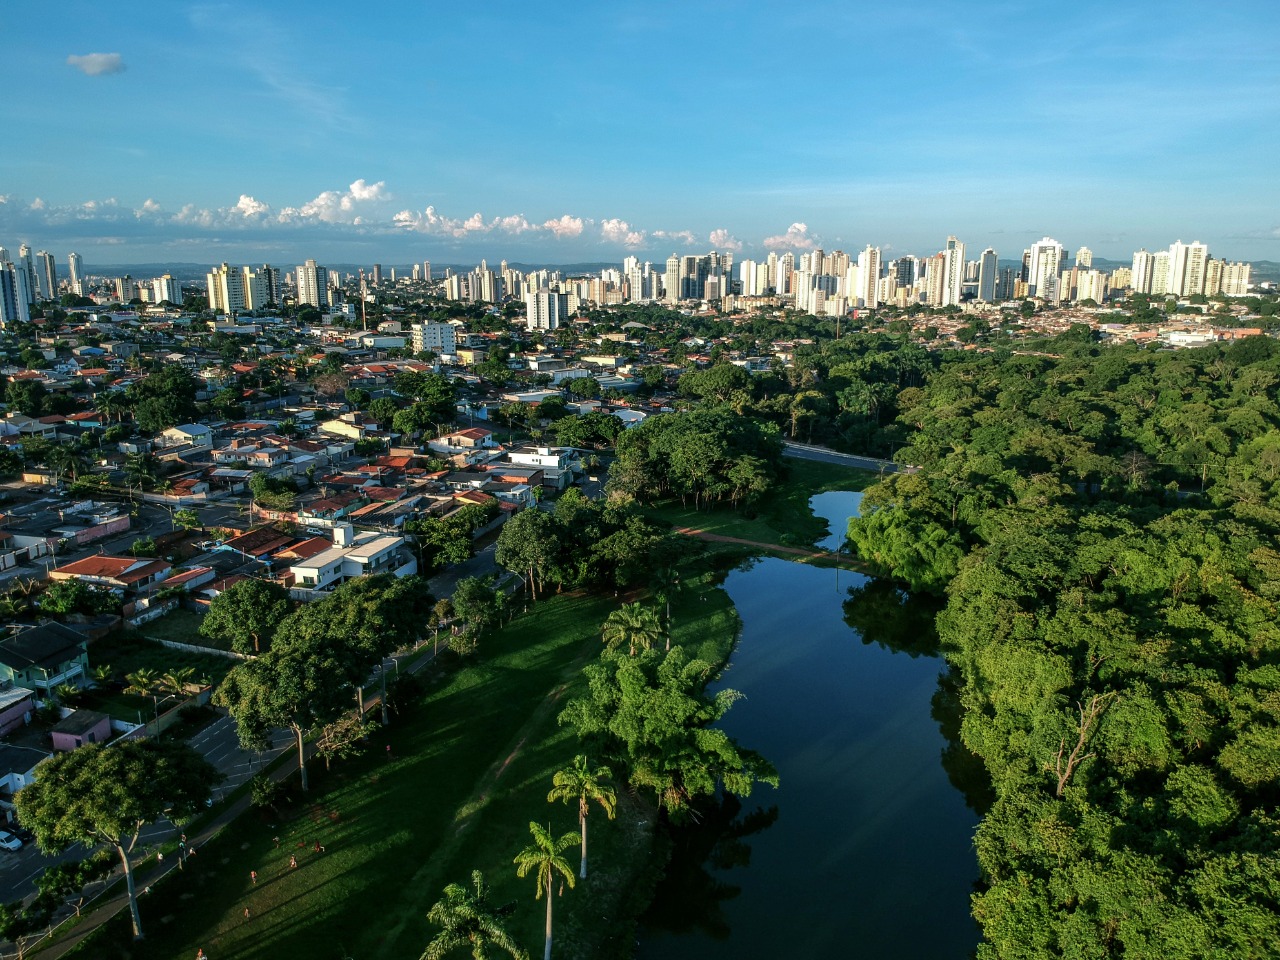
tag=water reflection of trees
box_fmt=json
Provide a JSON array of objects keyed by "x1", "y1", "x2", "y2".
[
  {"x1": 640, "y1": 794, "x2": 779, "y2": 940},
  {"x1": 843, "y1": 580, "x2": 994, "y2": 814},
  {"x1": 841, "y1": 578, "x2": 943, "y2": 657}
]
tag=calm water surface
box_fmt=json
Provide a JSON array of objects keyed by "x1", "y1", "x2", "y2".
[{"x1": 637, "y1": 491, "x2": 979, "y2": 959}]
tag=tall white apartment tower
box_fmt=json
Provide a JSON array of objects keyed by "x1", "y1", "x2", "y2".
[
  {"x1": 1027, "y1": 237, "x2": 1064, "y2": 299},
  {"x1": 296, "y1": 259, "x2": 331, "y2": 308},
  {"x1": 856, "y1": 245, "x2": 881, "y2": 309},
  {"x1": 1075, "y1": 247, "x2": 1093, "y2": 268},
  {"x1": 941, "y1": 236, "x2": 965, "y2": 307},
  {"x1": 68, "y1": 252, "x2": 84, "y2": 296},
  {"x1": 1168, "y1": 240, "x2": 1209, "y2": 297},
  {"x1": 525, "y1": 288, "x2": 567, "y2": 330},
  {"x1": 18, "y1": 246, "x2": 37, "y2": 303},
  {"x1": 1150, "y1": 251, "x2": 1171, "y2": 296},
  {"x1": 207, "y1": 263, "x2": 247, "y2": 314},
  {"x1": 0, "y1": 264, "x2": 33, "y2": 324},
  {"x1": 977, "y1": 248, "x2": 999, "y2": 302},
  {"x1": 1131, "y1": 249, "x2": 1154, "y2": 295}
]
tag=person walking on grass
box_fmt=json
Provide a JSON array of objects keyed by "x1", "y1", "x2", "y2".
[{"x1": 250, "y1": 870, "x2": 257, "y2": 885}]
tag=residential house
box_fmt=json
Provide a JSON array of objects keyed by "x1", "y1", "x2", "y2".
[
  {"x1": 158, "y1": 423, "x2": 214, "y2": 449},
  {"x1": 48, "y1": 555, "x2": 172, "y2": 594},
  {"x1": 0, "y1": 686, "x2": 35, "y2": 736},
  {"x1": 51, "y1": 709, "x2": 113, "y2": 751},
  {"x1": 287, "y1": 523, "x2": 415, "y2": 594},
  {"x1": 0, "y1": 743, "x2": 51, "y2": 805},
  {"x1": 0, "y1": 622, "x2": 90, "y2": 697}
]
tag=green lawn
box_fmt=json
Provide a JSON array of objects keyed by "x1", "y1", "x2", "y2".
[
  {"x1": 70, "y1": 570, "x2": 741, "y2": 960},
  {"x1": 91, "y1": 632, "x2": 237, "y2": 689},
  {"x1": 139, "y1": 608, "x2": 223, "y2": 649},
  {"x1": 645, "y1": 455, "x2": 874, "y2": 549}
]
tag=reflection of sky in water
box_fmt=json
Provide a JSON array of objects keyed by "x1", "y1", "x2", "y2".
[
  {"x1": 639, "y1": 556, "x2": 979, "y2": 960},
  {"x1": 810, "y1": 490, "x2": 863, "y2": 549}
]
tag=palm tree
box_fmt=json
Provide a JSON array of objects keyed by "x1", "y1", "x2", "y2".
[
  {"x1": 53, "y1": 682, "x2": 83, "y2": 706},
  {"x1": 421, "y1": 870, "x2": 526, "y2": 960},
  {"x1": 90, "y1": 664, "x2": 114, "y2": 686},
  {"x1": 94, "y1": 390, "x2": 131, "y2": 424},
  {"x1": 547, "y1": 756, "x2": 616, "y2": 879},
  {"x1": 158, "y1": 668, "x2": 195, "y2": 696},
  {"x1": 601, "y1": 603, "x2": 664, "y2": 657},
  {"x1": 123, "y1": 668, "x2": 159, "y2": 696},
  {"x1": 513, "y1": 823, "x2": 577, "y2": 960}
]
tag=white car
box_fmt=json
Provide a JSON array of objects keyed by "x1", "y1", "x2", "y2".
[{"x1": 0, "y1": 830, "x2": 23, "y2": 852}]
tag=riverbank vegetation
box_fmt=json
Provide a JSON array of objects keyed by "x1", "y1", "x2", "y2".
[{"x1": 847, "y1": 338, "x2": 1280, "y2": 956}]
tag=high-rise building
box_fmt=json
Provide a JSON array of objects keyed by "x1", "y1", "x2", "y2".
[
  {"x1": 115, "y1": 276, "x2": 136, "y2": 302},
  {"x1": 68, "y1": 252, "x2": 84, "y2": 296},
  {"x1": 0, "y1": 247, "x2": 9, "y2": 264},
  {"x1": 152, "y1": 275, "x2": 182, "y2": 305},
  {"x1": 977, "y1": 248, "x2": 999, "y2": 302},
  {"x1": 1027, "y1": 237, "x2": 1063, "y2": 299},
  {"x1": 18, "y1": 246, "x2": 37, "y2": 303},
  {"x1": 1076, "y1": 270, "x2": 1108, "y2": 304},
  {"x1": 1131, "y1": 249, "x2": 1154, "y2": 295},
  {"x1": 1221, "y1": 262, "x2": 1251, "y2": 296},
  {"x1": 0, "y1": 263, "x2": 33, "y2": 325},
  {"x1": 856, "y1": 245, "x2": 881, "y2": 309},
  {"x1": 35, "y1": 251, "x2": 57, "y2": 300},
  {"x1": 412, "y1": 321, "x2": 457, "y2": 355},
  {"x1": 923, "y1": 253, "x2": 946, "y2": 306},
  {"x1": 422, "y1": 261, "x2": 432, "y2": 282},
  {"x1": 297, "y1": 259, "x2": 331, "y2": 309},
  {"x1": 372, "y1": 264, "x2": 383, "y2": 286},
  {"x1": 995, "y1": 267, "x2": 1017, "y2": 301},
  {"x1": 1075, "y1": 246, "x2": 1093, "y2": 268},
  {"x1": 207, "y1": 263, "x2": 247, "y2": 314},
  {"x1": 1168, "y1": 240, "x2": 1209, "y2": 297},
  {"x1": 1150, "y1": 251, "x2": 1171, "y2": 297},
  {"x1": 941, "y1": 236, "x2": 965, "y2": 307},
  {"x1": 242, "y1": 267, "x2": 270, "y2": 310},
  {"x1": 525, "y1": 288, "x2": 567, "y2": 330}
]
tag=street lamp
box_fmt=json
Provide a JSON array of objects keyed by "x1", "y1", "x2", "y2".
[{"x1": 379, "y1": 658, "x2": 399, "y2": 727}]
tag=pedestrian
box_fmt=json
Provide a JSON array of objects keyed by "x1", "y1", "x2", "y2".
[
  {"x1": 385, "y1": 744, "x2": 392, "y2": 759},
  {"x1": 196, "y1": 950, "x2": 205, "y2": 960},
  {"x1": 250, "y1": 870, "x2": 257, "y2": 885},
  {"x1": 289, "y1": 855, "x2": 298, "y2": 869},
  {"x1": 157, "y1": 852, "x2": 164, "y2": 864},
  {"x1": 243, "y1": 907, "x2": 251, "y2": 921},
  {"x1": 313, "y1": 840, "x2": 324, "y2": 853},
  {"x1": 273, "y1": 836, "x2": 280, "y2": 849}
]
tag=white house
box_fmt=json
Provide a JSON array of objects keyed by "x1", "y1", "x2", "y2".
[{"x1": 288, "y1": 523, "x2": 416, "y2": 594}]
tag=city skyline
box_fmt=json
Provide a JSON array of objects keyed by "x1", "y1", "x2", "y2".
[{"x1": 2, "y1": 1, "x2": 1278, "y2": 263}]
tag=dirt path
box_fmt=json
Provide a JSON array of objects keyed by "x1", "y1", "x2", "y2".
[{"x1": 672, "y1": 526, "x2": 831, "y2": 560}]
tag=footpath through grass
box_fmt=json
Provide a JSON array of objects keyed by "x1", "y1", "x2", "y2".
[
  {"x1": 646, "y1": 456, "x2": 874, "y2": 551},
  {"x1": 68, "y1": 570, "x2": 741, "y2": 960}
]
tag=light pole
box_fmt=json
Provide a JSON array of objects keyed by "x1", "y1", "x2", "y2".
[
  {"x1": 834, "y1": 543, "x2": 843, "y2": 593},
  {"x1": 379, "y1": 659, "x2": 399, "y2": 727}
]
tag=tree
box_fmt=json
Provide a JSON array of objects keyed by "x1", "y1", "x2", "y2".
[
  {"x1": 495, "y1": 510, "x2": 561, "y2": 600},
  {"x1": 513, "y1": 822, "x2": 578, "y2": 960},
  {"x1": 123, "y1": 668, "x2": 159, "y2": 696},
  {"x1": 315, "y1": 713, "x2": 376, "y2": 770},
  {"x1": 172, "y1": 508, "x2": 201, "y2": 532},
  {"x1": 15, "y1": 741, "x2": 220, "y2": 939},
  {"x1": 560, "y1": 647, "x2": 778, "y2": 817},
  {"x1": 422, "y1": 870, "x2": 526, "y2": 960},
  {"x1": 547, "y1": 755, "x2": 616, "y2": 878},
  {"x1": 215, "y1": 635, "x2": 354, "y2": 791},
  {"x1": 0, "y1": 896, "x2": 55, "y2": 960},
  {"x1": 200, "y1": 578, "x2": 293, "y2": 654},
  {"x1": 450, "y1": 577, "x2": 499, "y2": 644},
  {"x1": 36, "y1": 851, "x2": 112, "y2": 917},
  {"x1": 600, "y1": 603, "x2": 664, "y2": 656}
]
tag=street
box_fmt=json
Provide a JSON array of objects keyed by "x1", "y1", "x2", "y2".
[{"x1": 783, "y1": 441, "x2": 916, "y2": 474}]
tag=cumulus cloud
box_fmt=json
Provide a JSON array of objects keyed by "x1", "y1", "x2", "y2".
[
  {"x1": 279, "y1": 179, "x2": 388, "y2": 224},
  {"x1": 708, "y1": 228, "x2": 743, "y2": 252},
  {"x1": 764, "y1": 222, "x2": 818, "y2": 251},
  {"x1": 601, "y1": 218, "x2": 647, "y2": 247},
  {"x1": 136, "y1": 198, "x2": 163, "y2": 218},
  {"x1": 67, "y1": 53, "x2": 125, "y2": 76},
  {"x1": 653, "y1": 229, "x2": 697, "y2": 246},
  {"x1": 543, "y1": 215, "x2": 584, "y2": 238}
]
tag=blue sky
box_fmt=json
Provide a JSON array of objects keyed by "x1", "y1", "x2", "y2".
[{"x1": 2, "y1": 1, "x2": 1278, "y2": 267}]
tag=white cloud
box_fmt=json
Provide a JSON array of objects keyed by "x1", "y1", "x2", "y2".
[
  {"x1": 67, "y1": 53, "x2": 125, "y2": 76},
  {"x1": 30, "y1": 198, "x2": 45, "y2": 211},
  {"x1": 543, "y1": 215, "x2": 584, "y2": 238},
  {"x1": 601, "y1": 218, "x2": 646, "y2": 247},
  {"x1": 136, "y1": 198, "x2": 163, "y2": 218},
  {"x1": 279, "y1": 179, "x2": 388, "y2": 224},
  {"x1": 764, "y1": 222, "x2": 818, "y2": 250},
  {"x1": 708, "y1": 228, "x2": 743, "y2": 252},
  {"x1": 494, "y1": 214, "x2": 535, "y2": 234},
  {"x1": 654, "y1": 229, "x2": 697, "y2": 246},
  {"x1": 233, "y1": 195, "x2": 270, "y2": 218}
]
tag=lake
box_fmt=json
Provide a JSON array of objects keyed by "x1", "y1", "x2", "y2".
[{"x1": 637, "y1": 493, "x2": 980, "y2": 959}]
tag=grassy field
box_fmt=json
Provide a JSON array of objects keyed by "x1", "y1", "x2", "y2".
[
  {"x1": 139, "y1": 608, "x2": 223, "y2": 649},
  {"x1": 91, "y1": 631, "x2": 237, "y2": 689},
  {"x1": 644, "y1": 456, "x2": 875, "y2": 550},
  {"x1": 71, "y1": 567, "x2": 741, "y2": 960}
]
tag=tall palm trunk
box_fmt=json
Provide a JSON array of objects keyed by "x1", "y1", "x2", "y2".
[
  {"x1": 117, "y1": 843, "x2": 143, "y2": 938},
  {"x1": 579, "y1": 801, "x2": 588, "y2": 878},
  {"x1": 544, "y1": 874, "x2": 554, "y2": 960}
]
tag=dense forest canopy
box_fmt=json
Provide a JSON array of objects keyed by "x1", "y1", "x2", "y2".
[{"x1": 846, "y1": 338, "x2": 1280, "y2": 957}]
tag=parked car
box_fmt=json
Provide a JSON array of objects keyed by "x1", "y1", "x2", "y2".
[
  {"x1": 0, "y1": 830, "x2": 23, "y2": 852},
  {"x1": 9, "y1": 826, "x2": 34, "y2": 844}
]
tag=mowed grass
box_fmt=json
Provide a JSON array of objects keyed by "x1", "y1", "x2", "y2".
[
  {"x1": 645, "y1": 456, "x2": 875, "y2": 549},
  {"x1": 72, "y1": 571, "x2": 741, "y2": 960}
]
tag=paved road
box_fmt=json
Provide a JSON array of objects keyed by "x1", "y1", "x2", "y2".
[{"x1": 783, "y1": 441, "x2": 917, "y2": 474}]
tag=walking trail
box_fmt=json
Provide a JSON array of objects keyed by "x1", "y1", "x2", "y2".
[{"x1": 672, "y1": 526, "x2": 830, "y2": 560}]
